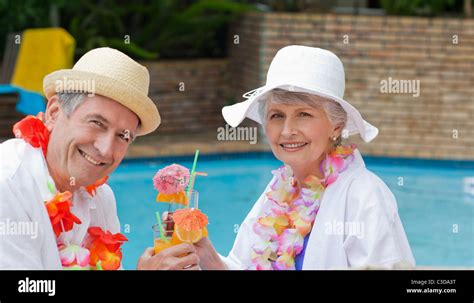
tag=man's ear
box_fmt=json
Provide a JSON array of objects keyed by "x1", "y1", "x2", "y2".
[{"x1": 44, "y1": 95, "x2": 61, "y2": 132}]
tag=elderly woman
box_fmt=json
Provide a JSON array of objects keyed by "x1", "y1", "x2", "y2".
[{"x1": 195, "y1": 45, "x2": 415, "y2": 270}]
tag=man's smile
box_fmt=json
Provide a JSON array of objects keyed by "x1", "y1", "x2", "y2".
[{"x1": 78, "y1": 148, "x2": 106, "y2": 166}]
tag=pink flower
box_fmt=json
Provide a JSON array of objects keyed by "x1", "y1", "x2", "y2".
[
  {"x1": 153, "y1": 164, "x2": 190, "y2": 194},
  {"x1": 273, "y1": 253, "x2": 295, "y2": 270},
  {"x1": 324, "y1": 173, "x2": 339, "y2": 187},
  {"x1": 278, "y1": 229, "x2": 304, "y2": 255},
  {"x1": 59, "y1": 244, "x2": 90, "y2": 268}
]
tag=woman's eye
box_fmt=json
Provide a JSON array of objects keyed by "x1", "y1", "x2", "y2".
[{"x1": 299, "y1": 112, "x2": 312, "y2": 117}]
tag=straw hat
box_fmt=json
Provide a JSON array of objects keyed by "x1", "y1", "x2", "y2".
[
  {"x1": 43, "y1": 47, "x2": 160, "y2": 136},
  {"x1": 222, "y1": 45, "x2": 378, "y2": 142}
]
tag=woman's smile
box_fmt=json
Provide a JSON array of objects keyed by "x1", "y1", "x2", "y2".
[{"x1": 279, "y1": 141, "x2": 309, "y2": 152}]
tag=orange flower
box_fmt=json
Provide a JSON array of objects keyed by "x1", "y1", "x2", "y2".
[
  {"x1": 172, "y1": 208, "x2": 208, "y2": 231},
  {"x1": 87, "y1": 227, "x2": 128, "y2": 270},
  {"x1": 85, "y1": 176, "x2": 109, "y2": 197},
  {"x1": 172, "y1": 208, "x2": 209, "y2": 243},
  {"x1": 45, "y1": 191, "x2": 82, "y2": 237},
  {"x1": 13, "y1": 113, "x2": 50, "y2": 156},
  {"x1": 330, "y1": 144, "x2": 356, "y2": 157}
]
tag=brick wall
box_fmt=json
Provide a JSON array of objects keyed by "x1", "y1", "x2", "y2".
[
  {"x1": 0, "y1": 59, "x2": 230, "y2": 141},
  {"x1": 228, "y1": 13, "x2": 474, "y2": 160},
  {"x1": 142, "y1": 59, "x2": 230, "y2": 136}
]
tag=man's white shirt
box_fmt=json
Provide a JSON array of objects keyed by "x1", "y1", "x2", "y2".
[{"x1": 0, "y1": 139, "x2": 121, "y2": 269}]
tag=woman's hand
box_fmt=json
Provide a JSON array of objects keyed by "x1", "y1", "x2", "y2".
[
  {"x1": 136, "y1": 243, "x2": 200, "y2": 270},
  {"x1": 193, "y1": 237, "x2": 228, "y2": 270}
]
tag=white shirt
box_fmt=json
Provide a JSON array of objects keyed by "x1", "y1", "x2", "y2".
[
  {"x1": 0, "y1": 139, "x2": 121, "y2": 269},
  {"x1": 221, "y1": 149, "x2": 416, "y2": 270}
]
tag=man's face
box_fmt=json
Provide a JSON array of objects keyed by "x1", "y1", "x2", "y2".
[{"x1": 45, "y1": 94, "x2": 139, "y2": 189}]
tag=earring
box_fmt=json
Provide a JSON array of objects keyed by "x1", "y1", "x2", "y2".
[{"x1": 331, "y1": 136, "x2": 342, "y2": 147}]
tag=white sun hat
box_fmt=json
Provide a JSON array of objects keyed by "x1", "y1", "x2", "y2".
[
  {"x1": 222, "y1": 45, "x2": 378, "y2": 142},
  {"x1": 43, "y1": 47, "x2": 160, "y2": 136}
]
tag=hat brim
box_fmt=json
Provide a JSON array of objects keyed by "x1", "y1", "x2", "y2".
[
  {"x1": 222, "y1": 84, "x2": 378, "y2": 143},
  {"x1": 43, "y1": 69, "x2": 161, "y2": 136}
]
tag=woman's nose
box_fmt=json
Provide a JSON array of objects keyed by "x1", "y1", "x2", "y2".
[{"x1": 281, "y1": 118, "x2": 297, "y2": 137}]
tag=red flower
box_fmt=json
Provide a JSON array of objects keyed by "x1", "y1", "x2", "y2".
[
  {"x1": 13, "y1": 112, "x2": 50, "y2": 156},
  {"x1": 45, "y1": 191, "x2": 82, "y2": 237},
  {"x1": 87, "y1": 227, "x2": 128, "y2": 270},
  {"x1": 85, "y1": 176, "x2": 109, "y2": 197}
]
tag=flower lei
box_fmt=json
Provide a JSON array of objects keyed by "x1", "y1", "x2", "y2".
[
  {"x1": 13, "y1": 113, "x2": 128, "y2": 270},
  {"x1": 250, "y1": 144, "x2": 356, "y2": 270}
]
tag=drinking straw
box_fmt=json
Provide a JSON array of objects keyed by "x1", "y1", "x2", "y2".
[
  {"x1": 155, "y1": 211, "x2": 167, "y2": 242},
  {"x1": 186, "y1": 149, "x2": 200, "y2": 198}
]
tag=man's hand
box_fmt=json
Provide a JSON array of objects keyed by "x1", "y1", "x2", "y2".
[{"x1": 137, "y1": 243, "x2": 200, "y2": 270}]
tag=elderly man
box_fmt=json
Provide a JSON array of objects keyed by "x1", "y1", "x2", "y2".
[{"x1": 0, "y1": 47, "x2": 199, "y2": 270}]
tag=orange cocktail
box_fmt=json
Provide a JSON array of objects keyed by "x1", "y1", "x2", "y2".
[
  {"x1": 153, "y1": 238, "x2": 173, "y2": 255},
  {"x1": 152, "y1": 190, "x2": 208, "y2": 256},
  {"x1": 152, "y1": 223, "x2": 178, "y2": 254}
]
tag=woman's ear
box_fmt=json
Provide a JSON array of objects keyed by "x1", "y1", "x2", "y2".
[
  {"x1": 44, "y1": 95, "x2": 61, "y2": 132},
  {"x1": 332, "y1": 125, "x2": 343, "y2": 138}
]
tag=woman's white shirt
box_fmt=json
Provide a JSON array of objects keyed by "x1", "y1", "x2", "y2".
[{"x1": 220, "y1": 149, "x2": 416, "y2": 270}]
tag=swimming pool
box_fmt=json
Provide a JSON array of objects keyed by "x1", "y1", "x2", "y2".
[{"x1": 108, "y1": 152, "x2": 474, "y2": 269}]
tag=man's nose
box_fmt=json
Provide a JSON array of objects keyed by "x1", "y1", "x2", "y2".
[{"x1": 94, "y1": 133, "x2": 114, "y2": 161}]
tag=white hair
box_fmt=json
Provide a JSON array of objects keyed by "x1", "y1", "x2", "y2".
[
  {"x1": 258, "y1": 88, "x2": 347, "y2": 142},
  {"x1": 57, "y1": 92, "x2": 87, "y2": 116},
  {"x1": 56, "y1": 92, "x2": 141, "y2": 135}
]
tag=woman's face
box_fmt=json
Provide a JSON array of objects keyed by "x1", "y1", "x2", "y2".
[{"x1": 265, "y1": 100, "x2": 337, "y2": 177}]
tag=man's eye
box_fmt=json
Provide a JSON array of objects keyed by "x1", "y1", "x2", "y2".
[
  {"x1": 92, "y1": 120, "x2": 103, "y2": 127},
  {"x1": 299, "y1": 112, "x2": 312, "y2": 117}
]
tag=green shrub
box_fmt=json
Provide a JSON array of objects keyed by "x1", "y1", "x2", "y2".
[{"x1": 0, "y1": 0, "x2": 256, "y2": 59}]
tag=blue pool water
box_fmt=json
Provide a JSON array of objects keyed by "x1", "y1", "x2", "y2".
[{"x1": 108, "y1": 153, "x2": 474, "y2": 269}]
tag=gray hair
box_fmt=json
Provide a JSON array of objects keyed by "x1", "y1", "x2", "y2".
[
  {"x1": 56, "y1": 92, "x2": 141, "y2": 139},
  {"x1": 57, "y1": 92, "x2": 87, "y2": 116},
  {"x1": 259, "y1": 88, "x2": 347, "y2": 141}
]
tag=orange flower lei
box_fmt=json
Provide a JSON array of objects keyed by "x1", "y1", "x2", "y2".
[{"x1": 13, "y1": 113, "x2": 127, "y2": 270}]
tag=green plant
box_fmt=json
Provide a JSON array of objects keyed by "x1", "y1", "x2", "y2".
[
  {"x1": 380, "y1": 0, "x2": 460, "y2": 16},
  {"x1": 146, "y1": 0, "x2": 254, "y2": 58},
  {"x1": 0, "y1": 0, "x2": 256, "y2": 60},
  {"x1": 0, "y1": 0, "x2": 53, "y2": 57},
  {"x1": 62, "y1": 0, "x2": 256, "y2": 59},
  {"x1": 63, "y1": 0, "x2": 156, "y2": 59}
]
